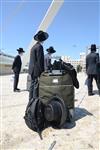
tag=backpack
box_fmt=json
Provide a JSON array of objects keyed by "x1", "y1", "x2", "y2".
[
  {"x1": 24, "y1": 98, "x2": 46, "y2": 139},
  {"x1": 24, "y1": 97, "x2": 68, "y2": 139}
]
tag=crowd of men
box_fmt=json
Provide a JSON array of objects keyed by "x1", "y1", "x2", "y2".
[{"x1": 12, "y1": 31, "x2": 100, "y2": 97}]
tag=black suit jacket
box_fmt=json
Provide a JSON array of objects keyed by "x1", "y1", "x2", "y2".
[
  {"x1": 12, "y1": 55, "x2": 22, "y2": 73},
  {"x1": 28, "y1": 42, "x2": 44, "y2": 78},
  {"x1": 86, "y1": 52, "x2": 99, "y2": 75}
]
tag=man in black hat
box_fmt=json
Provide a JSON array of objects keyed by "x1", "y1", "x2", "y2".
[
  {"x1": 28, "y1": 30, "x2": 49, "y2": 101},
  {"x1": 12, "y1": 48, "x2": 25, "y2": 92},
  {"x1": 86, "y1": 44, "x2": 100, "y2": 96},
  {"x1": 44, "y1": 46, "x2": 56, "y2": 71}
]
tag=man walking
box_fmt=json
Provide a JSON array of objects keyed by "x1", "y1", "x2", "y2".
[
  {"x1": 28, "y1": 30, "x2": 49, "y2": 101},
  {"x1": 86, "y1": 44, "x2": 100, "y2": 96},
  {"x1": 12, "y1": 48, "x2": 25, "y2": 92}
]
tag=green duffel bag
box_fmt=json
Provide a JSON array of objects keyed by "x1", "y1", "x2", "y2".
[{"x1": 39, "y1": 72, "x2": 74, "y2": 109}]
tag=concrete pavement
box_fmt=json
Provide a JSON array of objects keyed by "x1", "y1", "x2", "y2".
[{"x1": 0, "y1": 73, "x2": 100, "y2": 150}]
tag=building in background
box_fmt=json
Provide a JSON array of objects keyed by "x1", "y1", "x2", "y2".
[
  {"x1": 61, "y1": 46, "x2": 100, "y2": 72},
  {"x1": 0, "y1": 51, "x2": 14, "y2": 75},
  {"x1": 79, "y1": 52, "x2": 86, "y2": 72},
  {"x1": 61, "y1": 52, "x2": 86, "y2": 72}
]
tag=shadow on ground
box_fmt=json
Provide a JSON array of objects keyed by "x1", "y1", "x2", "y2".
[
  {"x1": 62, "y1": 107, "x2": 93, "y2": 129},
  {"x1": 74, "y1": 107, "x2": 93, "y2": 121}
]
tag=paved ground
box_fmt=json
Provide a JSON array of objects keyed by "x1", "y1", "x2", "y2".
[{"x1": 0, "y1": 73, "x2": 100, "y2": 150}]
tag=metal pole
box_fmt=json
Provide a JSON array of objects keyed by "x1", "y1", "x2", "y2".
[{"x1": 22, "y1": 0, "x2": 64, "y2": 69}]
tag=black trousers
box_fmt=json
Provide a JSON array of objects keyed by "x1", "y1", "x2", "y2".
[
  {"x1": 29, "y1": 77, "x2": 39, "y2": 101},
  {"x1": 97, "y1": 74, "x2": 100, "y2": 93},
  {"x1": 14, "y1": 72, "x2": 19, "y2": 90},
  {"x1": 88, "y1": 74, "x2": 100, "y2": 94}
]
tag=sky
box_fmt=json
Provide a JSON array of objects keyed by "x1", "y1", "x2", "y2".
[{"x1": 0, "y1": 0, "x2": 100, "y2": 59}]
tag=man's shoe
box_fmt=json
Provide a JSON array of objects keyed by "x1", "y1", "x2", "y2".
[
  {"x1": 88, "y1": 93, "x2": 94, "y2": 96},
  {"x1": 16, "y1": 88, "x2": 20, "y2": 91},
  {"x1": 14, "y1": 89, "x2": 20, "y2": 92}
]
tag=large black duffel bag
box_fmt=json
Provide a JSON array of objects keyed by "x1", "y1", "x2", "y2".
[{"x1": 39, "y1": 71, "x2": 74, "y2": 109}]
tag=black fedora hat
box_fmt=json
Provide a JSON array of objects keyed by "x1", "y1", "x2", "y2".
[
  {"x1": 46, "y1": 46, "x2": 56, "y2": 54},
  {"x1": 44, "y1": 96, "x2": 67, "y2": 128},
  {"x1": 89, "y1": 44, "x2": 98, "y2": 51},
  {"x1": 34, "y1": 30, "x2": 49, "y2": 42},
  {"x1": 17, "y1": 48, "x2": 25, "y2": 53}
]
